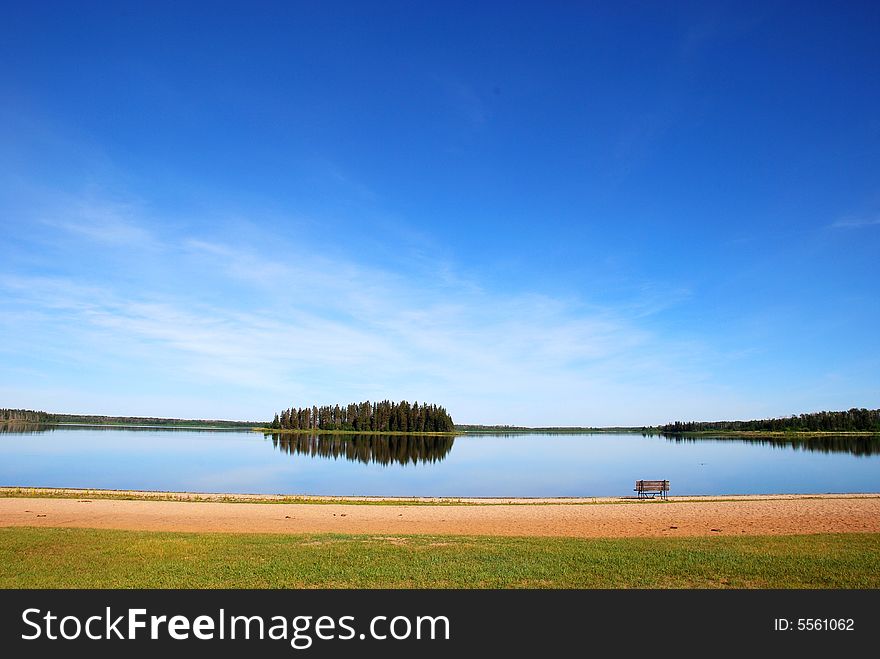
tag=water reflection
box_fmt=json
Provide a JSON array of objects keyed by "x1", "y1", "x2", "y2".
[
  {"x1": 1, "y1": 427, "x2": 878, "y2": 496},
  {"x1": 2, "y1": 422, "x2": 877, "y2": 458},
  {"x1": 267, "y1": 432, "x2": 455, "y2": 466},
  {"x1": 661, "y1": 433, "x2": 880, "y2": 457},
  {"x1": 0, "y1": 422, "x2": 55, "y2": 435},
  {"x1": 0, "y1": 423, "x2": 241, "y2": 434}
]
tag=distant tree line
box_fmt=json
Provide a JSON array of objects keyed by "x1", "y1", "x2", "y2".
[
  {"x1": 1, "y1": 408, "x2": 51, "y2": 423},
  {"x1": 270, "y1": 400, "x2": 455, "y2": 433},
  {"x1": 1, "y1": 409, "x2": 258, "y2": 428},
  {"x1": 456, "y1": 424, "x2": 651, "y2": 433},
  {"x1": 455, "y1": 424, "x2": 535, "y2": 431},
  {"x1": 51, "y1": 414, "x2": 258, "y2": 428},
  {"x1": 661, "y1": 408, "x2": 880, "y2": 433}
]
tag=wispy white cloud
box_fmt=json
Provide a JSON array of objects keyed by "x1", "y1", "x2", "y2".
[
  {"x1": 40, "y1": 196, "x2": 159, "y2": 246},
  {"x1": 830, "y1": 215, "x2": 880, "y2": 229},
  {"x1": 442, "y1": 78, "x2": 489, "y2": 125},
  {"x1": 0, "y1": 192, "x2": 736, "y2": 425},
  {"x1": 322, "y1": 162, "x2": 378, "y2": 201}
]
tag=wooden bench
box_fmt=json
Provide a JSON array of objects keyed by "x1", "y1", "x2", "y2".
[{"x1": 634, "y1": 480, "x2": 669, "y2": 500}]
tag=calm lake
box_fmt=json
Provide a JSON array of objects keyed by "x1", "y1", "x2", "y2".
[{"x1": 1, "y1": 425, "x2": 878, "y2": 497}]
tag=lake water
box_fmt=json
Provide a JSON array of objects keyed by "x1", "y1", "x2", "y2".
[{"x1": 1, "y1": 425, "x2": 878, "y2": 497}]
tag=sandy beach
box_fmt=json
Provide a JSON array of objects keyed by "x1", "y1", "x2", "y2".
[{"x1": 1, "y1": 490, "x2": 878, "y2": 537}]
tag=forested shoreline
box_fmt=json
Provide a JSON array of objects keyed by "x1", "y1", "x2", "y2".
[
  {"x1": 51, "y1": 414, "x2": 258, "y2": 428},
  {"x1": 1, "y1": 409, "x2": 52, "y2": 423},
  {"x1": 661, "y1": 408, "x2": 880, "y2": 433},
  {"x1": 0, "y1": 409, "x2": 257, "y2": 428},
  {"x1": 269, "y1": 400, "x2": 455, "y2": 433},
  {"x1": 5, "y1": 406, "x2": 877, "y2": 434}
]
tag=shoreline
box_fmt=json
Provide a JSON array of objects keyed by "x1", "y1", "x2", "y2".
[
  {"x1": 253, "y1": 427, "x2": 457, "y2": 436},
  {"x1": 7, "y1": 422, "x2": 878, "y2": 438},
  {"x1": 2, "y1": 488, "x2": 878, "y2": 538},
  {"x1": 2, "y1": 486, "x2": 879, "y2": 505}
]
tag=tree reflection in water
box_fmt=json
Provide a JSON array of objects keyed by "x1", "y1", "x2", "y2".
[
  {"x1": 660, "y1": 433, "x2": 880, "y2": 457},
  {"x1": 2, "y1": 423, "x2": 876, "y2": 458},
  {"x1": 0, "y1": 422, "x2": 56, "y2": 435},
  {"x1": 267, "y1": 432, "x2": 455, "y2": 466}
]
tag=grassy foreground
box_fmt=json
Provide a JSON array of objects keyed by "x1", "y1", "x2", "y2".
[{"x1": 2, "y1": 527, "x2": 879, "y2": 588}]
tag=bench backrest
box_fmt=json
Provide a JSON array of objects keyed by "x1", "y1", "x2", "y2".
[{"x1": 635, "y1": 480, "x2": 669, "y2": 491}]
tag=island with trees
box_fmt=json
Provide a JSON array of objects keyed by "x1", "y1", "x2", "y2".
[{"x1": 266, "y1": 400, "x2": 455, "y2": 434}]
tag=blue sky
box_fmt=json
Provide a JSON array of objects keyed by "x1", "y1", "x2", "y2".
[{"x1": 1, "y1": 1, "x2": 878, "y2": 425}]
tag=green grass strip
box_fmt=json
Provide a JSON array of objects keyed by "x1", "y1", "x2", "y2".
[{"x1": 2, "y1": 527, "x2": 879, "y2": 589}]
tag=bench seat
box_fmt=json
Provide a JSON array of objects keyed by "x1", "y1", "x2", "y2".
[{"x1": 634, "y1": 480, "x2": 669, "y2": 500}]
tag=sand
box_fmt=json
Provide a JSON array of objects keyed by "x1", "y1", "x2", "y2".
[{"x1": 1, "y1": 490, "x2": 879, "y2": 537}]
